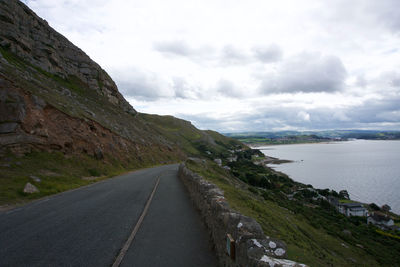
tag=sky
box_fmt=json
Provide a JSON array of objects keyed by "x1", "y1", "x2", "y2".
[{"x1": 22, "y1": 0, "x2": 400, "y2": 132}]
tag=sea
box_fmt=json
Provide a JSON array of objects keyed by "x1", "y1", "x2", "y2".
[{"x1": 259, "y1": 140, "x2": 400, "y2": 214}]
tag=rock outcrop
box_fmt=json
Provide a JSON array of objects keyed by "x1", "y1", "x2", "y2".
[
  {"x1": 0, "y1": 0, "x2": 185, "y2": 161},
  {"x1": 0, "y1": 0, "x2": 240, "y2": 162},
  {"x1": 0, "y1": 0, "x2": 135, "y2": 115},
  {"x1": 0, "y1": 75, "x2": 182, "y2": 161}
]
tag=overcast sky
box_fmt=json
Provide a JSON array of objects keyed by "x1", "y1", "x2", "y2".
[{"x1": 23, "y1": 0, "x2": 400, "y2": 132}]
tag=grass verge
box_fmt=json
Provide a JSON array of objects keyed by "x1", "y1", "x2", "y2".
[{"x1": 0, "y1": 150, "x2": 175, "y2": 208}]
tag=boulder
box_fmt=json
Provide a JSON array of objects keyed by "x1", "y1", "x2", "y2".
[
  {"x1": 23, "y1": 182, "x2": 39, "y2": 193},
  {"x1": 29, "y1": 175, "x2": 41, "y2": 183},
  {"x1": 214, "y1": 158, "x2": 222, "y2": 166}
]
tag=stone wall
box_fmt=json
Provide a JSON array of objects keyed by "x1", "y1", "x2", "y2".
[{"x1": 178, "y1": 163, "x2": 306, "y2": 267}]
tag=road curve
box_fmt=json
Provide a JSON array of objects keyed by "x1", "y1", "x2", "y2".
[{"x1": 0, "y1": 164, "x2": 217, "y2": 266}]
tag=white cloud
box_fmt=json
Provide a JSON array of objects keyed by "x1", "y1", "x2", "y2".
[
  {"x1": 253, "y1": 44, "x2": 283, "y2": 63},
  {"x1": 22, "y1": 0, "x2": 400, "y2": 131},
  {"x1": 297, "y1": 111, "x2": 311, "y2": 122},
  {"x1": 260, "y1": 53, "x2": 347, "y2": 94}
]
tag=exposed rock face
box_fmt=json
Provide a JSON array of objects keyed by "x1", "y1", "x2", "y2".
[
  {"x1": 0, "y1": 78, "x2": 180, "y2": 161},
  {"x1": 0, "y1": 0, "x2": 135, "y2": 115},
  {"x1": 0, "y1": 1, "x2": 187, "y2": 161}
]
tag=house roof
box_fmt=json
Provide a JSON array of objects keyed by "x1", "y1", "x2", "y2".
[
  {"x1": 339, "y1": 202, "x2": 365, "y2": 208},
  {"x1": 369, "y1": 212, "x2": 392, "y2": 222}
]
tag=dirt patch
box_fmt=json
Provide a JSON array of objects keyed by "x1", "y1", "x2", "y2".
[
  {"x1": 81, "y1": 176, "x2": 103, "y2": 181},
  {"x1": 39, "y1": 169, "x2": 61, "y2": 177}
]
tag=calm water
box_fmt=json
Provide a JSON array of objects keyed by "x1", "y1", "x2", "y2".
[{"x1": 259, "y1": 140, "x2": 400, "y2": 214}]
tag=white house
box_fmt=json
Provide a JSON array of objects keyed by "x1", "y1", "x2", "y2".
[
  {"x1": 367, "y1": 212, "x2": 395, "y2": 229},
  {"x1": 338, "y1": 203, "x2": 368, "y2": 217}
]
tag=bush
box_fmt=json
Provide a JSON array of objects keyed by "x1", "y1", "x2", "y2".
[
  {"x1": 248, "y1": 187, "x2": 259, "y2": 194},
  {"x1": 88, "y1": 168, "x2": 101, "y2": 176}
]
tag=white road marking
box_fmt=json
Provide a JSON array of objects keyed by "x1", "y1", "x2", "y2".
[{"x1": 112, "y1": 176, "x2": 161, "y2": 267}]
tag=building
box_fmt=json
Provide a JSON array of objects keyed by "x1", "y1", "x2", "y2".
[
  {"x1": 338, "y1": 203, "x2": 368, "y2": 217},
  {"x1": 367, "y1": 212, "x2": 395, "y2": 230},
  {"x1": 327, "y1": 196, "x2": 339, "y2": 207}
]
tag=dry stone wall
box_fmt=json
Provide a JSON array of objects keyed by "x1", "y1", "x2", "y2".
[{"x1": 179, "y1": 163, "x2": 306, "y2": 267}]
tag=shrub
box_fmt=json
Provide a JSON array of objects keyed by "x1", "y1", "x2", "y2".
[{"x1": 88, "y1": 168, "x2": 101, "y2": 176}]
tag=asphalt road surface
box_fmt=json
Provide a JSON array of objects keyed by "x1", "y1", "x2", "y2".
[{"x1": 0, "y1": 164, "x2": 217, "y2": 266}]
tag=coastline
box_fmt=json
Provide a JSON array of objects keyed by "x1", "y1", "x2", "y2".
[
  {"x1": 255, "y1": 141, "x2": 400, "y2": 216},
  {"x1": 249, "y1": 141, "x2": 340, "y2": 149},
  {"x1": 254, "y1": 155, "x2": 293, "y2": 165}
]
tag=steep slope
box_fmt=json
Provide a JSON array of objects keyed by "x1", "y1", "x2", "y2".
[{"x1": 0, "y1": 0, "x2": 244, "y2": 205}]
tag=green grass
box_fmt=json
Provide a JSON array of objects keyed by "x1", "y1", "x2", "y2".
[
  {"x1": 376, "y1": 230, "x2": 400, "y2": 240},
  {"x1": 186, "y1": 159, "x2": 400, "y2": 266},
  {"x1": 0, "y1": 46, "x2": 27, "y2": 69},
  {"x1": 140, "y1": 114, "x2": 245, "y2": 157},
  {"x1": 0, "y1": 150, "x2": 177, "y2": 207},
  {"x1": 339, "y1": 199, "x2": 359, "y2": 204}
]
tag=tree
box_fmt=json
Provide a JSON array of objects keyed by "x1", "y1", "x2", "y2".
[
  {"x1": 339, "y1": 190, "x2": 350, "y2": 200},
  {"x1": 369, "y1": 203, "x2": 381, "y2": 211},
  {"x1": 381, "y1": 204, "x2": 391, "y2": 212}
]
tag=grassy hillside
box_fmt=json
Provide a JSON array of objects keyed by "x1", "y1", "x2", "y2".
[
  {"x1": 186, "y1": 152, "x2": 400, "y2": 266},
  {"x1": 140, "y1": 114, "x2": 245, "y2": 157},
  {"x1": 0, "y1": 45, "x2": 245, "y2": 207}
]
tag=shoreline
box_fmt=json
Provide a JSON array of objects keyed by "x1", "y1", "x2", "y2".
[
  {"x1": 254, "y1": 143, "x2": 400, "y2": 216},
  {"x1": 249, "y1": 141, "x2": 341, "y2": 149},
  {"x1": 249, "y1": 139, "x2": 400, "y2": 149},
  {"x1": 254, "y1": 155, "x2": 293, "y2": 165}
]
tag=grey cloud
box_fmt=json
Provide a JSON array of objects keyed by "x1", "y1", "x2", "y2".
[
  {"x1": 366, "y1": 0, "x2": 400, "y2": 33},
  {"x1": 260, "y1": 53, "x2": 347, "y2": 94},
  {"x1": 113, "y1": 69, "x2": 169, "y2": 101},
  {"x1": 217, "y1": 79, "x2": 234, "y2": 94},
  {"x1": 375, "y1": 72, "x2": 400, "y2": 90},
  {"x1": 252, "y1": 44, "x2": 283, "y2": 63},
  {"x1": 172, "y1": 77, "x2": 203, "y2": 99},
  {"x1": 220, "y1": 45, "x2": 251, "y2": 65},
  {"x1": 172, "y1": 77, "x2": 189, "y2": 98},
  {"x1": 345, "y1": 96, "x2": 400, "y2": 124},
  {"x1": 216, "y1": 79, "x2": 244, "y2": 97},
  {"x1": 153, "y1": 40, "x2": 215, "y2": 60},
  {"x1": 153, "y1": 40, "x2": 193, "y2": 57},
  {"x1": 321, "y1": 0, "x2": 400, "y2": 34},
  {"x1": 356, "y1": 75, "x2": 367, "y2": 88},
  {"x1": 116, "y1": 73, "x2": 203, "y2": 101},
  {"x1": 179, "y1": 93, "x2": 400, "y2": 132},
  {"x1": 390, "y1": 73, "x2": 400, "y2": 87},
  {"x1": 155, "y1": 41, "x2": 284, "y2": 67},
  {"x1": 177, "y1": 108, "x2": 314, "y2": 132}
]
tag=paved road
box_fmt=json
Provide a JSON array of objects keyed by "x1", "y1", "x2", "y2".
[{"x1": 0, "y1": 164, "x2": 217, "y2": 267}]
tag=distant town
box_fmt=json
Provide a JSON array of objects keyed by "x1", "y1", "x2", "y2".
[{"x1": 225, "y1": 130, "x2": 400, "y2": 145}]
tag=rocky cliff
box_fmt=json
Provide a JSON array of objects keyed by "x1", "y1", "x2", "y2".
[
  {"x1": 0, "y1": 0, "x2": 241, "y2": 163},
  {"x1": 0, "y1": 0, "x2": 134, "y2": 115}
]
